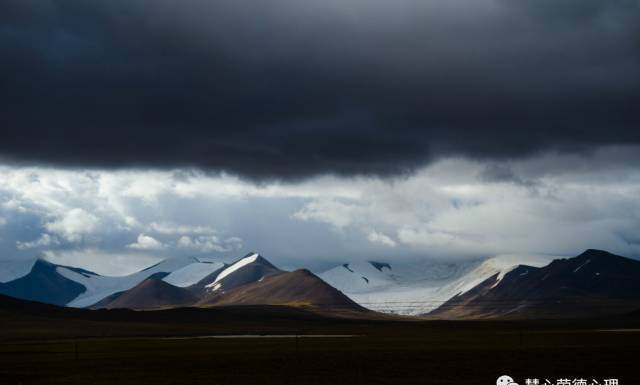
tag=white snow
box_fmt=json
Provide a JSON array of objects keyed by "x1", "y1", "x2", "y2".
[
  {"x1": 62, "y1": 256, "x2": 201, "y2": 307},
  {"x1": 320, "y1": 254, "x2": 556, "y2": 315},
  {"x1": 573, "y1": 259, "x2": 590, "y2": 273},
  {"x1": 163, "y1": 261, "x2": 224, "y2": 287},
  {"x1": 0, "y1": 258, "x2": 37, "y2": 283},
  {"x1": 206, "y1": 253, "x2": 259, "y2": 288},
  {"x1": 319, "y1": 261, "x2": 398, "y2": 294}
]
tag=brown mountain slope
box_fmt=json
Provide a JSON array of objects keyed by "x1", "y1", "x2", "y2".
[
  {"x1": 429, "y1": 249, "x2": 640, "y2": 319},
  {"x1": 198, "y1": 269, "x2": 365, "y2": 312},
  {"x1": 93, "y1": 278, "x2": 198, "y2": 310}
]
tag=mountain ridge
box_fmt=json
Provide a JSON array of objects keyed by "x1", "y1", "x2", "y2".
[{"x1": 429, "y1": 249, "x2": 640, "y2": 319}]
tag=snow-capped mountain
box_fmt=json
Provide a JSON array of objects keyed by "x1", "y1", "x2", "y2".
[
  {"x1": 0, "y1": 259, "x2": 88, "y2": 306},
  {"x1": 162, "y1": 259, "x2": 225, "y2": 288},
  {"x1": 92, "y1": 252, "x2": 285, "y2": 310},
  {"x1": 91, "y1": 253, "x2": 365, "y2": 312},
  {"x1": 62, "y1": 256, "x2": 209, "y2": 307},
  {"x1": 319, "y1": 254, "x2": 556, "y2": 315},
  {"x1": 199, "y1": 252, "x2": 283, "y2": 294},
  {"x1": 0, "y1": 256, "x2": 225, "y2": 307},
  {"x1": 430, "y1": 249, "x2": 640, "y2": 319},
  {"x1": 0, "y1": 252, "x2": 284, "y2": 309}
]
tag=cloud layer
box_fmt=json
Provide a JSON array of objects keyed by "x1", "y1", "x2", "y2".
[
  {"x1": 1, "y1": 0, "x2": 639, "y2": 179},
  {"x1": 1, "y1": 149, "x2": 639, "y2": 273}
]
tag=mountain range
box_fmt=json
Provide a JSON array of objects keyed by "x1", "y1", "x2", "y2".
[{"x1": 1, "y1": 249, "x2": 640, "y2": 319}]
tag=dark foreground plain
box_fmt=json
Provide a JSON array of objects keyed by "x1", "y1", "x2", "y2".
[{"x1": 2, "y1": 300, "x2": 640, "y2": 385}]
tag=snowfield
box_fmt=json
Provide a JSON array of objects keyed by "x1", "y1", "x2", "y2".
[
  {"x1": 319, "y1": 255, "x2": 556, "y2": 315},
  {"x1": 164, "y1": 260, "x2": 225, "y2": 287},
  {"x1": 62, "y1": 257, "x2": 217, "y2": 308}
]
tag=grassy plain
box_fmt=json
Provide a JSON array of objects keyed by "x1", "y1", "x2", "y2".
[{"x1": 1, "y1": 305, "x2": 639, "y2": 385}]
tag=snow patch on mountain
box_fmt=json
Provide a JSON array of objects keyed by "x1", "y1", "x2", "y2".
[
  {"x1": 320, "y1": 255, "x2": 556, "y2": 315},
  {"x1": 63, "y1": 256, "x2": 199, "y2": 307},
  {"x1": 163, "y1": 260, "x2": 224, "y2": 287},
  {"x1": 206, "y1": 253, "x2": 259, "y2": 289}
]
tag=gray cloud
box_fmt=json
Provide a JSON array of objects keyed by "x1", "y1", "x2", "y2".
[{"x1": 0, "y1": 0, "x2": 638, "y2": 180}]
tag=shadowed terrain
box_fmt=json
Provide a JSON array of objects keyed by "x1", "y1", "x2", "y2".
[
  {"x1": 1, "y1": 294, "x2": 640, "y2": 384},
  {"x1": 430, "y1": 250, "x2": 640, "y2": 319},
  {"x1": 92, "y1": 278, "x2": 199, "y2": 310}
]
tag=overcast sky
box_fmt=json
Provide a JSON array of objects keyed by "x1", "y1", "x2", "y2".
[{"x1": 1, "y1": 1, "x2": 639, "y2": 274}]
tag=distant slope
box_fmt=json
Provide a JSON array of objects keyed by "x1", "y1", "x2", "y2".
[
  {"x1": 430, "y1": 250, "x2": 640, "y2": 319},
  {"x1": 93, "y1": 277, "x2": 198, "y2": 310},
  {"x1": 0, "y1": 260, "x2": 87, "y2": 306},
  {"x1": 199, "y1": 269, "x2": 365, "y2": 311}
]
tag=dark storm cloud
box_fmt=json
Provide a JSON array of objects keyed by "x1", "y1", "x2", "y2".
[{"x1": 1, "y1": 0, "x2": 639, "y2": 180}]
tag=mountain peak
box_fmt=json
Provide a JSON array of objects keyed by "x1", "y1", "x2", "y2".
[
  {"x1": 573, "y1": 249, "x2": 637, "y2": 266},
  {"x1": 33, "y1": 258, "x2": 55, "y2": 268},
  {"x1": 93, "y1": 276, "x2": 198, "y2": 310},
  {"x1": 201, "y1": 252, "x2": 283, "y2": 293},
  {"x1": 578, "y1": 249, "x2": 620, "y2": 259},
  {"x1": 242, "y1": 252, "x2": 275, "y2": 266},
  {"x1": 199, "y1": 268, "x2": 364, "y2": 311}
]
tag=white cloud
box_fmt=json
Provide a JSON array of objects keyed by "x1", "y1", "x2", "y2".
[
  {"x1": 16, "y1": 233, "x2": 59, "y2": 250},
  {"x1": 44, "y1": 208, "x2": 100, "y2": 242},
  {"x1": 127, "y1": 234, "x2": 166, "y2": 250},
  {"x1": 225, "y1": 237, "x2": 243, "y2": 246},
  {"x1": 367, "y1": 231, "x2": 396, "y2": 247},
  {"x1": 0, "y1": 149, "x2": 640, "y2": 271},
  {"x1": 149, "y1": 222, "x2": 217, "y2": 235},
  {"x1": 292, "y1": 157, "x2": 640, "y2": 259},
  {"x1": 177, "y1": 235, "x2": 243, "y2": 253},
  {"x1": 292, "y1": 199, "x2": 361, "y2": 229}
]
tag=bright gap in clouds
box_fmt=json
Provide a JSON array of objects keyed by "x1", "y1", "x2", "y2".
[{"x1": 1, "y1": 147, "x2": 640, "y2": 275}]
